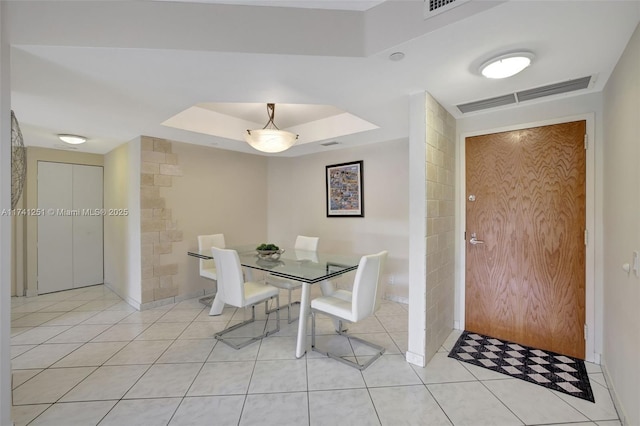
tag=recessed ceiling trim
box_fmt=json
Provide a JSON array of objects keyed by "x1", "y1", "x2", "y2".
[
  {"x1": 289, "y1": 112, "x2": 378, "y2": 145},
  {"x1": 162, "y1": 103, "x2": 378, "y2": 146}
]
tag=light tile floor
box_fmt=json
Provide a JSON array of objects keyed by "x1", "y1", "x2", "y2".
[{"x1": 10, "y1": 285, "x2": 621, "y2": 426}]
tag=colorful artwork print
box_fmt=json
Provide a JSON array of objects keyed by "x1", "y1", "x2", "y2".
[{"x1": 326, "y1": 161, "x2": 364, "y2": 217}]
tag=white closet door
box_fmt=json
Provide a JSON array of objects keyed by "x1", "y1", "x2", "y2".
[
  {"x1": 37, "y1": 162, "x2": 74, "y2": 294},
  {"x1": 72, "y1": 164, "x2": 104, "y2": 287}
]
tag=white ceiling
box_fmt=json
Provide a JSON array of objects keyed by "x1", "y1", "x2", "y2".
[
  {"x1": 153, "y1": 0, "x2": 386, "y2": 11},
  {"x1": 7, "y1": 0, "x2": 640, "y2": 156}
]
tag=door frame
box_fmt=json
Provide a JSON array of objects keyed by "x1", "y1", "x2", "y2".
[{"x1": 455, "y1": 113, "x2": 597, "y2": 363}]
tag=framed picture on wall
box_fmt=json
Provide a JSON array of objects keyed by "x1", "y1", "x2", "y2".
[{"x1": 325, "y1": 160, "x2": 364, "y2": 217}]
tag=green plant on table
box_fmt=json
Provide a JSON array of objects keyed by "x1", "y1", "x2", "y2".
[{"x1": 256, "y1": 243, "x2": 279, "y2": 251}]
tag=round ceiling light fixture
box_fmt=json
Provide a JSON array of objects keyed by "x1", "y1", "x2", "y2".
[
  {"x1": 479, "y1": 51, "x2": 535, "y2": 79},
  {"x1": 58, "y1": 134, "x2": 87, "y2": 145},
  {"x1": 389, "y1": 52, "x2": 405, "y2": 62}
]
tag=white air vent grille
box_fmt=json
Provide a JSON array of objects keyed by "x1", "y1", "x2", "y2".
[
  {"x1": 516, "y1": 76, "x2": 592, "y2": 102},
  {"x1": 457, "y1": 76, "x2": 592, "y2": 114},
  {"x1": 424, "y1": 0, "x2": 470, "y2": 19},
  {"x1": 54, "y1": 144, "x2": 78, "y2": 150},
  {"x1": 457, "y1": 94, "x2": 516, "y2": 114}
]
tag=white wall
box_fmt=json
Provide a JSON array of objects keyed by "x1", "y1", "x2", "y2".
[
  {"x1": 104, "y1": 139, "x2": 141, "y2": 306},
  {"x1": 602, "y1": 22, "x2": 640, "y2": 426},
  {"x1": 267, "y1": 139, "x2": 409, "y2": 301},
  {"x1": 0, "y1": 2, "x2": 13, "y2": 423},
  {"x1": 164, "y1": 141, "x2": 268, "y2": 300},
  {"x1": 407, "y1": 92, "x2": 427, "y2": 366}
]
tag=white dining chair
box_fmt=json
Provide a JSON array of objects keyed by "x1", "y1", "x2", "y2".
[
  {"x1": 197, "y1": 233, "x2": 226, "y2": 281},
  {"x1": 197, "y1": 234, "x2": 226, "y2": 309},
  {"x1": 310, "y1": 250, "x2": 388, "y2": 370},
  {"x1": 212, "y1": 247, "x2": 280, "y2": 349},
  {"x1": 266, "y1": 235, "x2": 319, "y2": 323}
]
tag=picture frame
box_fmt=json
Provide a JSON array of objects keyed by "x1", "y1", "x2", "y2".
[{"x1": 325, "y1": 160, "x2": 364, "y2": 217}]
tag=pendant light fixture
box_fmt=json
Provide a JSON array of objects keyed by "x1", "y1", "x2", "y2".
[{"x1": 245, "y1": 103, "x2": 298, "y2": 153}]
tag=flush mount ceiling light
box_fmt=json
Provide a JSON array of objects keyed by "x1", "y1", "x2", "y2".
[
  {"x1": 58, "y1": 134, "x2": 87, "y2": 145},
  {"x1": 389, "y1": 52, "x2": 405, "y2": 61},
  {"x1": 479, "y1": 51, "x2": 535, "y2": 79},
  {"x1": 245, "y1": 103, "x2": 298, "y2": 153}
]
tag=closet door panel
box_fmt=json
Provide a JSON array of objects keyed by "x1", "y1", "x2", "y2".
[
  {"x1": 72, "y1": 165, "x2": 104, "y2": 287},
  {"x1": 37, "y1": 162, "x2": 73, "y2": 294}
]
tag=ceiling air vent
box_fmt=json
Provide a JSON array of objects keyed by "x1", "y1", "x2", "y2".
[
  {"x1": 321, "y1": 141, "x2": 340, "y2": 147},
  {"x1": 54, "y1": 144, "x2": 78, "y2": 150},
  {"x1": 424, "y1": 0, "x2": 470, "y2": 19},
  {"x1": 457, "y1": 76, "x2": 592, "y2": 114},
  {"x1": 457, "y1": 94, "x2": 516, "y2": 114},
  {"x1": 516, "y1": 76, "x2": 591, "y2": 102}
]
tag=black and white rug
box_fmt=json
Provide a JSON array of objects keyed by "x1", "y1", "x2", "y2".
[{"x1": 448, "y1": 331, "x2": 594, "y2": 402}]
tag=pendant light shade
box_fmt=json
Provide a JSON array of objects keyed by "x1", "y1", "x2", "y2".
[{"x1": 245, "y1": 104, "x2": 298, "y2": 153}]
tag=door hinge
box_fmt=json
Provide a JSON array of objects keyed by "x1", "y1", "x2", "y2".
[
  {"x1": 584, "y1": 134, "x2": 588, "y2": 150},
  {"x1": 584, "y1": 324, "x2": 588, "y2": 340},
  {"x1": 584, "y1": 229, "x2": 588, "y2": 246}
]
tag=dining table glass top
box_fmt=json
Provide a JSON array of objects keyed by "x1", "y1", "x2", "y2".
[{"x1": 188, "y1": 244, "x2": 361, "y2": 284}]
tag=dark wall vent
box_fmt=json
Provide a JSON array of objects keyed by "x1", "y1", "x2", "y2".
[
  {"x1": 457, "y1": 76, "x2": 592, "y2": 114},
  {"x1": 428, "y1": 0, "x2": 457, "y2": 12},
  {"x1": 321, "y1": 141, "x2": 340, "y2": 147},
  {"x1": 424, "y1": 0, "x2": 470, "y2": 19}
]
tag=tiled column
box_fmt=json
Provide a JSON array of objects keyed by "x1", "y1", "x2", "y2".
[
  {"x1": 425, "y1": 94, "x2": 456, "y2": 361},
  {"x1": 140, "y1": 136, "x2": 183, "y2": 304}
]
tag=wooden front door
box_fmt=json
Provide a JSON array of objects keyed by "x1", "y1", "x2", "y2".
[{"x1": 465, "y1": 121, "x2": 586, "y2": 359}]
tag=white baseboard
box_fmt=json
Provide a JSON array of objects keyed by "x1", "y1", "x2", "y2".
[
  {"x1": 175, "y1": 289, "x2": 209, "y2": 303},
  {"x1": 139, "y1": 289, "x2": 212, "y2": 311},
  {"x1": 103, "y1": 282, "x2": 141, "y2": 311},
  {"x1": 139, "y1": 297, "x2": 175, "y2": 311},
  {"x1": 385, "y1": 294, "x2": 409, "y2": 305},
  {"x1": 405, "y1": 351, "x2": 425, "y2": 367},
  {"x1": 103, "y1": 283, "x2": 212, "y2": 311},
  {"x1": 601, "y1": 356, "x2": 628, "y2": 425}
]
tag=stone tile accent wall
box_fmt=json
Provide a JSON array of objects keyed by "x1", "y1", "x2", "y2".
[
  {"x1": 425, "y1": 94, "x2": 456, "y2": 362},
  {"x1": 140, "y1": 136, "x2": 183, "y2": 304}
]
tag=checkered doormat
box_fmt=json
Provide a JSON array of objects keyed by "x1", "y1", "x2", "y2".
[{"x1": 448, "y1": 331, "x2": 594, "y2": 402}]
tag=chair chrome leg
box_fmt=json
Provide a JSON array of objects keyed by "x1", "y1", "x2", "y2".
[
  {"x1": 266, "y1": 288, "x2": 300, "y2": 324},
  {"x1": 214, "y1": 295, "x2": 280, "y2": 350},
  {"x1": 310, "y1": 309, "x2": 385, "y2": 370},
  {"x1": 311, "y1": 311, "x2": 316, "y2": 349}
]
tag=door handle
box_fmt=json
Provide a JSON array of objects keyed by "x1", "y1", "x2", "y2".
[{"x1": 469, "y1": 233, "x2": 485, "y2": 245}]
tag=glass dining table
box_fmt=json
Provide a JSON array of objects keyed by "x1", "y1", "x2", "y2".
[{"x1": 188, "y1": 244, "x2": 361, "y2": 358}]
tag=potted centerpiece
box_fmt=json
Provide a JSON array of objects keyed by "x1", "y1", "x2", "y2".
[{"x1": 256, "y1": 243, "x2": 285, "y2": 260}]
